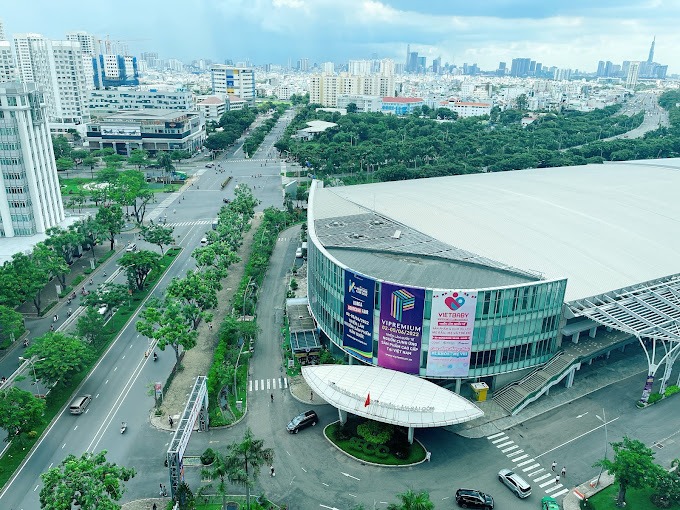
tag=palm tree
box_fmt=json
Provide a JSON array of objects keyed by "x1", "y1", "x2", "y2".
[
  {"x1": 223, "y1": 428, "x2": 273, "y2": 510},
  {"x1": 386, "y1": 489, "x2": 434, "y2": 510},
  {"x1": 201, "y1": 450, "x2": 232, "y2": 510}
]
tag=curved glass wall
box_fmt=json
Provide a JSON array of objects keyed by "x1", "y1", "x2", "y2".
[{"x1": 308, "y1": 236, "x2": 568, "y2": 381}]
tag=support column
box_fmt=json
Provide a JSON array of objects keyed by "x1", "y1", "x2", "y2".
[
  {"x1": 407, "y1": 426, "x2": 414, "y2": 444},
  {"x1": 571, "y1": 332, "x2": 580, "y2": 344},
  {"x1": 589, "y1": 327, "x2": 597, "y2": 338},
  {"x1": 338, "y1": 409, "x2": 347, "y2": 425},
  {"x1": 455, "y1": 378, "x2": 462, "y2": 394},
  {"x1": 564, "y1": 367, "x2": 576, "y2": 388}
]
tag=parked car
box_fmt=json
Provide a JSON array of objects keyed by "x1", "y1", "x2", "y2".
[
  {"x1": 455, "y1": 488, "x2": 494, "y2": 509},
  {"x1": 498, "y1": 468, "x2": 532, "y2": 498},
  {"x1": 286, "y1": 410, "x2": 318, "y2": 434},
  {"x1": 541, "y1": 496, "x2": 560, "y2": 510}
]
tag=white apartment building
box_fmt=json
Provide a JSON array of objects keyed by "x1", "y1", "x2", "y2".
[
  {"x1": 442, "y1": 100, "x2": 492, "y2": 118},
  {"x1": 321, "y1": 62, "x2": 335, "y2": 75},
  {"x1": 0, "y1": 82, "x2": 65, "y2": 237},
  {"x1": 337, "y1": 94, "x2": 383, "y2": 112},
  {"x1": 626, "y1": 61, "x2": 640, "y2": 90},
  {"x1": 0, "y1": 40, "x2": 14, "y2": 83},
  {"x1": 196, "y1": 95, "x2": 226, "y2": 121},
  {"x1": 210, "y1": 65, "x2": 255, "y2": 106},
  {"x1": 348, "y1": 60, "x2": 372, "y2": 75},
  {"x1": 13, "y1": 34, "x2": 89, "y2": 127},
  {"x1": 309, "y1": 73, "x2": 395, "y2": 107},
  {"x1": 0, "y1": 19, "x2": 5, "y2": 41},
  {"x1": 379, "y1": 59, "x2": 395, "y2": 76},
  {"x1": 65, "y1": 31, "x2": 100, "y2": 56},
  {"x1": 87, "y1": 87, "x2": 194, "y2": 117}
]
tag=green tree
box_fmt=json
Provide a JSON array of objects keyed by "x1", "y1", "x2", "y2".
[
  {"x1": 136, "y1": 297, "x2": 197, "y2": 363},
  {"x1": 55, "y1": 157, "x2": 75, "y2": 172},
  {"x1": 25, "y1": 332, "x2": 92, "y2": 386},
  {"x1": 52, "y1": 135, "x2": 72, "y2": 159},
  {"x1": 595, "y1": 436, "x2": 664, "y2": 507},
  {"x1": 76, "y1": 306, "x2": 106, "y2": 345},
  {"x1": 0, "y1": 387, "x2": 46, "y2": 440},
  {"x1": 651, "y1": 460, "x2": 680, "y2": 508},
  {"x1": 140, "y1": 224, "x2": 175, "y2": 254},
  {"x1": 156, "y1": 152, "x2": 174, "y2": 183},
  {"x1": 0, "y1": 304, "x2": 25, "y2": 347},
  {"x1": 82, "y1": 155, "x2": 99, "y2": 177},
  {"x1": 33, "y1": 242, "x2": 70, "y2": 288},
  {"x1": 113, "y1": 170, "x2": 154, "y2": 223},
  {"x1": 170, "y1": 149, "x2": 191, "y2": 164},
  {"x1": 40, "y1": 450, "x2": 135, "y2": 510},
  {"x1": 436, "y1": 107, "x2": 458, "y2": 120},
  {"x1": 356, "y1": 420, "x2": 394, "y2": 445},
  {"x1": 126, "y1": 149, "x2": 149, "y2": 170},
  {"x1": 73, "y1": 216, "x2": 103, "y2": 260},
  {"x1": 346, "y1": 102, "x2": 358, "y2": 113},
  {"x1": 166, "y1": 269, "x2": 220, "y2": 329},
  {"x1": 515, "y1": 93, "x2": 529, "y2": 111},
  {"x1": 118, "y1": 250, "x2": 161, "y2": 291},
  {"x1": 71, "y1": 149, "x2": 88, "y2": 166},
  {"x1": 81, "y1": 283, "x2": 130, "y2": 311},
  {"x1": 95, "y1": 205, "x2": 125, "y2": 251},
  {"x1": 204, "y1": 132, "x2": 234, "y2": 152},
  {"x1": 386, "y1": 489, "x2": 434, "y2": 510},
  {"x1": 11, "y1": 251, "x2": 49, "y2": 315}
]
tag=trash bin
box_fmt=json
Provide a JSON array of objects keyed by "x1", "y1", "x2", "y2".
[{"x1": 470, "y1": 382, "x2": 489, "y2": 402}]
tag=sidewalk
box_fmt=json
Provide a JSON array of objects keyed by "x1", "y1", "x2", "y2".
[{"x1": 563, "y1": 472, "x2": 615, "y2": 510}]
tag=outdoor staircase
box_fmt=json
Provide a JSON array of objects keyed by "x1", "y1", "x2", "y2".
[{"x1": 492, "y1": 351, "x2": 580, "y2": 415}]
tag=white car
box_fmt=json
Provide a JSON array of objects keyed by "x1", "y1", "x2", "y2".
[{"x1": 498, "y1": 469, "x2": 532, "y2": 498}]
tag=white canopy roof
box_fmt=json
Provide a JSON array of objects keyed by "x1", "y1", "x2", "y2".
[{"x1": 302, "y1": 365, "x2": 483, "y2": 427}]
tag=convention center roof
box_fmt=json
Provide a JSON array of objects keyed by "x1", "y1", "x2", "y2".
[
  {"x1": 310, "y1": 160, "x2": 680, "y2": 302},
  {"x1": 302, "y1": 365, "x2": 484, "y2": 427}
]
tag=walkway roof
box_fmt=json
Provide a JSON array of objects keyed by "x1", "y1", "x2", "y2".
[{"x1": 302, "y1": 365, "x2": 483, "y2": 427}]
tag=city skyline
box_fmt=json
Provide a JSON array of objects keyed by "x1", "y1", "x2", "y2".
[{"x1": 1, "y1": 0, "x2": 677, "y2": 72}]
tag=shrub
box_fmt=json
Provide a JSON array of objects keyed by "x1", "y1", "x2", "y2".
[
  {"x1": 393, "y1": 444, "x2": 411, "y2": 459},
  {"x1": 336, "y1": 425, "x2": 351, "y2": 441},
  {"x1": 290, "y1": 278, "x2": 298, "y2": 291},
  {"x1": 664, "y1": 385, "x2": 680, "y2": 397},
  {"x1": 357, "y1": 420, "x2": 394, "y2": 445},
  {"x1": 200, "y1": 447, "x2": 216, "y2": 465},
  {"x1": 375, "y1": 445, "x2": 390, "y2": 459},
  {"x1": 648, "y1": 392, "x2": 663, "y2": 404}
]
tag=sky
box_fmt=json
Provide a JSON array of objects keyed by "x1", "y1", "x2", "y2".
[{"x1": 2, "y1": 0, "x2": 677, "y2": 72}]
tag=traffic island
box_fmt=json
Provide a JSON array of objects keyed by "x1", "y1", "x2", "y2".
[{"x1": 324, "y1": 418, "x2": 427, "y2": 466}]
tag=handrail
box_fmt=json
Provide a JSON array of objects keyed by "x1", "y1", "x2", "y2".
[{"x1": 492, "y1": 351, "x2": 565, "y2": 400}]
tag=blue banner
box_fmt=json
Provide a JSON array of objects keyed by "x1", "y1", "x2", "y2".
[{"x1": 343, "y1": 271, "x2": 375, "y2": 363}]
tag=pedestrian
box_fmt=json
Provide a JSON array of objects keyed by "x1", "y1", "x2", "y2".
[
  {"x1": 168, "y1": 415, "x2": 174, "y2": 428},
  {"x1": 555, "y1": 474, "x2": 560, "y2": 485},
  {"x1": 270, "y1": 393, "x2": 274, "y2": 403},
  {"x1": 561, "y1": 466, "x2": 567, "y2": 478},
  {"x1": 551, "y1": 460, "x2": 557, "y2": 472},
  {"x1": 209, "y1": 323, "x2": 213, "y2": 330},
  {"x1": 163, "y1": 485, "x2": 167, "y2": 496},
  {"x1": 153, "y1": 504, "x2": 157, "y2": 510},
  {"x1": 310, "y1": 391, "x2": 314, "y2": 401},
  {"x1": 159, "y1": 483, "x2": 163, "y2": 496},
  {"x1": 425, "y1": 451, "x2": 431, "y2": 462},
  {"x1": 270, "y1": 465, "x2": 275, "y2": 477}
]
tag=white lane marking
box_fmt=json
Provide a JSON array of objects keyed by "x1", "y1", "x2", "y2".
[
  {"x1": 249, "y1": 380, "x2": 253, "y2": 392},
  {"x1": 34, "y1": 485, "x2": 39, "y2": 491},
  {"x1": 522, "y1": 463, "x2": 541, "y2": 472},
  {"x1": 502, "y1": 445, "x2": 519, "y2": 453},
  {"x1": 534, "y1": 473, "x2": 553, "y2": 482},
  {"x1": 301, "y1": 467, "x2": 307, "y2": 473},
  {"x1": 516, "y1": 459, "x2": 535, "y2": 467},
  {"x1": 322, "y1": 482, "x2": 329, "y2": 487},
  {"x1": 528, "y1": 468, "x2": 545, "y2": 477},
  {"x1": 535, "y1": 417, "x2": 620, "y2": 459},
  {"x1": 512, "y1": 454, "x2": 529, "y2": 462},
  {"x1": 267, "y1": 379, "x2": 271, "y2": 390},
  {"x1": 491, "y1": 436, "x2": 509, "y2": 444},
  {"x1": 552, "y1": 488, "x2": 569, "y2": 497},
  {"x1": 545, "y1": 484, "x2": 564, "y2": 493},
  {"x1": 507, "y1": 449, "x2": 525, "y2": 457},
  {"x1": 540, "y1": 479, "x2": 558, "y2": 488},
  {"x1": 496, "y1": 441, "x2": 514, "y2": 448}
]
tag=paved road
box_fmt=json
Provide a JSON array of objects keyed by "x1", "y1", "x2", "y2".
[
  {"x1": 603, "y1": 91, "x2": 668, "y2": 141},
  {"x1": 0, "y1": 112, "x2": 293, "y2": 509}
]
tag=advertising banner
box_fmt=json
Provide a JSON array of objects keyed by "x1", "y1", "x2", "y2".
[
  {"x1": 343, "y1": 271, "x2": 375, "y2": 363},
  {"x1": 378, "y1": 282, "x2": 425, "y2": 374},
  {"x1": 426, "y1": 290, "x2": 478, "y2": 377}
]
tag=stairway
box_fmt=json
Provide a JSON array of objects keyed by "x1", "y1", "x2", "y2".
[{"x1": 493, "y1": 352, "x2": 579, "y2": 415}]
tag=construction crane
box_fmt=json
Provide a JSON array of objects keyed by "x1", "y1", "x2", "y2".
[{"x1": 103, "y1": 35, "x2": 150, "y2": 55}]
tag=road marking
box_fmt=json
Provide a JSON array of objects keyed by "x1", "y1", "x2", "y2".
[
  {"x1": 528, "y1": 468, "x2": 545, "y2": 477},
  {"x1": 122, "y1": 355, "x2": 126, "y2": 359},
  {"x1": 74, "y1": 426, "x2": 78, "y2": 431},
  {"x1": 535, "y1": 417, "x2": 620, "y2": 459},
  {"x1": 348, "y1": 493, "x2": 357, "y2": 498},
  {"x1": 260, "y1": 379, "x2": 264, "y2": 390},
  {"x1": 105, "y1": 379, "x2": 109, "y2": 384},
  {"x1": 249, "y1": 380, "x2": 253, "y2": 392},
  {"x1": 552, "y1": 488, "x2": 569, "y2": 497},
  {"x1": 545, "y1": 484, "x2": 564, "y2": 493},
  {"x1": 522, "y1": 463, "x2": 541, "y2": 472},
  {"x1": 301, "y1": 467, "x2": 307, "y2": 472},
  {"x1": 507, "y1": 449, "x2": 525, "y2": 457},
  {"x1": 34, "y1": 484, "x2": 39, "y2": 491},
  {"x1": 501, "y1": 445, "x2": 519, "y2": 453},
  {"x1": 512, "y1": 454, "x2": 529, "y2": 462},
  {"x1": 62, "y1": 443, "x2": 66, "y2": 449},
  {"x1": 516, "y1": 458, "x2": 535, "y2": 467},
  {"x1": 534, "y1": 473, "x2": 552, "y2": 482},
  {"x1": 254, "y1": 380, "x2": 258, "y2": 391},
  {"x1": 341, "y1": 472, "x2": 360, "y2": 481},
  {"x1": 539, "y1": 479, "x2": 557, "y2": 488},
  {"x1": 322, "y1": 482, "x2": 329, "y2": 486},
  {"x1": 113, "y1": 367, "x2": 117, "y2": 372},
  {"x1": 576, "y1": 412, "x2": 589, "y2": 418},
  {"x1": 267, "y1": 379, "x2": 271, "y2": 390},
  {"x1": 491, "y1": 436, "x2": 509, "y2": 444},
  {"x1": 496, "y1": 440, "x2": 514, "y2": 448},
  {"x1": 487, "y1": 432, "x2": 506, "y2": 440}
]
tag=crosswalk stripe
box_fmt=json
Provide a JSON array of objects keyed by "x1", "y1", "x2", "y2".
[
  {"x1": 249, "y1": 380, "x2": 252, "y2": 392},
  {"x1": 528, "y1": 468, "x2": 545, "y2": 477},
  {"x1": 522, "y1": 463, "x2": 541, "y2": 472},
  {"x1": 506, "y1": 450, "x2": 525, "y2": 457},
  {"x1": 501, "y1": 445, "x2": 519, "y2": 453},
  {"x1": 516, "y1": 459, "x2": 535, "y2": 467},
  {"x1": 512, "y1": 454, "x2": 529, "y2": 462},
  {"x1": 496, "y1": 441, "x2": 514, "y2": 448},
  {"x1": 545, "y1": 484, "x2": 564, "y2": 493},
  {"x1": 551, "y1": 488, "x2": 569, "y2": 498},
  {"x1": 539, "y1": 479, "x2": 557, "y2": 488},
  {"x1": 260, "y1": 379, "x2": 264, "y2": 390},
  {"x1": 491, "y1": 436, "x2": 509, "y2": 444},
  {"x1": 283, "y1": 378, "x2": 288, "y2": 388},
  {"x1": 266, "y1": 379, "x2": 271, "y2": 390},
  {"x1": 534, "y1": 473, "x2": 553, "y2": 482},
  {"x1": 254, "y1": 380, "x2": 259, "y2": 391},
  {"x1": 487, "y1": 432, "x2": 506, "y2": 440}
]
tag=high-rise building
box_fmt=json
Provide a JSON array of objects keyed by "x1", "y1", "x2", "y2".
[
  {"x1": 510, "y1": 58, "x2": 531, "y2": 77},
  {"x1": 140, "y1": 52, "x2": 159, "y2": 69},
  {"x1": 379, "y1": 59, "x2": 394, "y2": 76},
  {"x1": 0, "y1": 21, "x2": 14, "y2": 83},
  {"x1": 210, "y1": 65, "x2": 255, "y2": 106},
  {"x1": 0, "y1": 82, "x2": 65, "y2": 237},
  {"x1": 66, "y1": 31, "x2": 100, "y2": 56},
  {"x1": 310, "y1": 73, "x2": 394, "y2": 107},
  {"x1": 0, "y1": 19, "x2": 5, "y2": 41},
  {"x1": 496, "y1": 62, "x2": 506, "y2": 76},
  {"x1": 417, "y1": 56, "x2": 426, "y2": 73},
  {"x1": 432, "y1": 57, "x2": 441, "y2": 75},
  {"x1": 626, "y1": 61, "x2": 640, "y2": 89},
  {"x1": 93, "y1": 54, "x2": 139, "y2": 88},
  {"x1": 13, "y1": 34, "x2": 89, "y2": 126},
  {"x1": 596, "y1": 61, "x2": 606, "y2": 77},
  {"x1": 348, "y1": 60, "x2": 371, "y2": 75},
  {"x1": 647, "y1": 36, "x2": 655, "y2": 64},
  {"x1": 297, "y1": 58, "x2": 309, "y2": 72},
  {"x1": 407, "y1": 51, "x2": 419, "y2": 73},
  {"x1": 321, "y1": 62, "x2": 335, "y2": 75}
]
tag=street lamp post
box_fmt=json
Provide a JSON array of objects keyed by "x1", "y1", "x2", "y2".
[
  {"x1": 595, "y1": 408, "x2": 609, "y2": 487},
  {"x1": 234, "y1": 279, "x2": 256, "y2": 401},
  {"x1": 19, "y1": 356, "x2": 47, "y2": 398}
]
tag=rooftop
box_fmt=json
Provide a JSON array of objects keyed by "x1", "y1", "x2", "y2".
[
  {"x1": 197, "y1": 96, "x2": 224, "y2": 105},
  {"x1": 100, "y1": 109, "x2": 192, "y2": 121},
  {"x1": 382, "y1": 97, "x2": 424, "y2": 103},
  {"x1": 311, "y1": 160, "x2": 680, "y2": 302}
]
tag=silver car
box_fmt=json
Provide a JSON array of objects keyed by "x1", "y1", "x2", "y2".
[{"x1": 498, "y1": 468, "x2": 532, "y2": 498}]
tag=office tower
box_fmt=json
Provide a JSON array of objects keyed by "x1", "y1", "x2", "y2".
[
  {"x1": 626, "y1": 61, "x2": 640, "y2": 89},
  {"x1": 406, "y1": 44, "x2": 410, "y2": 68},
  {"x1": 496, "y1": 62, "x2": 506, "y2": 76},
  {"x1": 510, "y1": 58, "x2": 531, "y2": 77},
  {"x1": 529, "y1": 60, "x2": 536, "y2": 73},
  {"x1": 432, "y1": 57, "x2": 441, "y2": 75},
  {"x1": 0, "y1": 21, "x2": 14, "y2": 83},
  {"x1": 13, "y1": 34, "x2": 89, "y2": 125},
  {"x1": 0, "y1": 82, "x2": 65, "y2": 237},
  {"x1": 535, "y1": 63, "x2": 542, "y2": 75},
  {"x1": 297, "y1": 58, "x2": 309, "y2": 72},
  {"x1": 210, "y1": 65, "x2": 255, "y2": 105},
  {"x1": 407, "y1": 51, "x2": 418, "y2": 73},
  {"x1": 596, "y1": 61, "x2": 605, "y2": 77},
  {"x1": 647, "y1": 36, "x2": 655, "y2": 64},
  {"x1": 417, "y1": 56, "x2": 426, "y2": 73}
]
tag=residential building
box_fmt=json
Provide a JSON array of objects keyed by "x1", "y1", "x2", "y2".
[
  {"x1": 93, "y1": 54, "x2": 139, "y2": 88},
  {"x1": 337, "y1": 95, "x2": 382, "y2": 113},
  {"x1": 87, "y1": 87, "x2": 193, "y2": 117},
  {"x1": 13, "y1": 34, "x2": 89, "y2": 126},
  {"x1": 140, "y1": 52, "x2": 159, "y2": 69},
  {"x1": 626, "y1": 61, "x2": 640, "y2": 90},
  {"x1": 297, "y1": 58, "x2": 309, "y2": 72},
  {"x1": 0, "y1": 19, "x2": 5, "y2": 41},
  {"x1": 0, "y1": 23, "x2": 14, "y2": 83},
  {"x1": 86, "y1": 109, "x2": 205, "y2": 155},
  {"x1": 381, "y1": 96, "x2": 423, "y2": 115},
  {"x1": 0, "y1": 82, "x2": 65, "y2": 237},
  {"x1": 348, "y1": 60, "x2": 371, "y2": 76},
  {"x1": 196, "y1": 95, "x2": 226, "y2": 121},
  {"x1": 210, "y1": 65, "x2": 255, "y2": 106},
  {"x1": 65, "y1": 31, "x2": 100, "y2": 56},
  {"x1": 442, "y1": 100, "x2": 492, "y2": 118},
  {"x1": 379, "y1": 59, "x2": 395, "y2": 76},
  {"x1": 321, "y1": 62, "x2": 335, "y2": 75},
  {"x1": 310, "y1": 74, "x2": 394, "y2": 107}
]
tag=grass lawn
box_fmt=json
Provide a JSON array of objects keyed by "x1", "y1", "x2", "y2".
[
  {"x1": 586, "y1": 484, "x2": 680, "y2": 510},
  {"x1": 326, "y1": 419, "x2": 426, "y2": 465}
]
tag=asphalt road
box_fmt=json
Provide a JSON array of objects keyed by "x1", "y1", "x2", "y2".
[{"x1": 0, "y1": 111, "x2": 293, "y2": 509}]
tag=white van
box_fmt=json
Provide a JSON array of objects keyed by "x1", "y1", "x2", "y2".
[
  {"x1": 125, "y1": 243, "x2": 137, "y2": 252},
  {"x1": 69, "y1": 394, "x2": 92, "y2": 415},
  {"x1": 200, "y1": 237, "x2": 208, "y2": 246}
]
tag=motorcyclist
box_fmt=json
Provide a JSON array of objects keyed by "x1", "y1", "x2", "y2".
[{"x1": 153, "y1": 352, "x2": 158, "y2": 361}]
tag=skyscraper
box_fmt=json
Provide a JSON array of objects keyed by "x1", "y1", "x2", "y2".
[
  {"x1": 647, "y1": 36, "x2": 655, "y2": 64},
  {"x1": 0, "y1": 82, "x2": 65, "y2": 237},
  {"x1": 510, "y1": 58, "x2": 531, "y2": 77},
  {"x1": 626, "y1": 61, "x2": 640, "y2": 89}
]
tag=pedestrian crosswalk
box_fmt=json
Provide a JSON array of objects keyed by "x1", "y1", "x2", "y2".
[
  {"x1": 226, "y1": 158, "x2": 280, "y2": 163},
  {"x1": 166, "y1": 220, "x2": 213, "y2": 227},
  {"x1": 487, "y1": 432, "x2": 569, "y2": 498},
  {"x1": 249, "y1": 377, "x2": 288, "y2": 392}
]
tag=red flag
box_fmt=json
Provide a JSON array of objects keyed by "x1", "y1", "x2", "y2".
[{"x1": 364, "y1": 393, "x2": 371, "y2": 407}]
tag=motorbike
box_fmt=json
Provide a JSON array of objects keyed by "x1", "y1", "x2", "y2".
[
  {"x1": 153, "y1": 352, "x2": 158, "y2": 362},
  {"x1": 120, "y1": 422, "x2": 127, "y2": 434}
]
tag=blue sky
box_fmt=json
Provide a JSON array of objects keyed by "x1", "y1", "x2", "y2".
[{"x1": 2, "y1": 0, "x2": 676, "y2": 71}]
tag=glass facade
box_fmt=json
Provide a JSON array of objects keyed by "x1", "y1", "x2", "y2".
[{"x1": 308, "y1": 236, "x2": 567, "y2": 383}]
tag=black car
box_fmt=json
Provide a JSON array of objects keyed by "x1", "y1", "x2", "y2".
[
  {"x1": 286, "y1": 410, "x2": 318, "y2": 434},
  {"x1": 455, "y1": 488, "x2": 494, "y2": 509}
]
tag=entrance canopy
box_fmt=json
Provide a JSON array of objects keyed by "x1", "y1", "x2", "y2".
[
  {"x1": 568, "y1": 274, "x2": 680, "y2": 342},
  {"x1": 302, "y1": 365, "x2": 483, "y2": 427}
]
